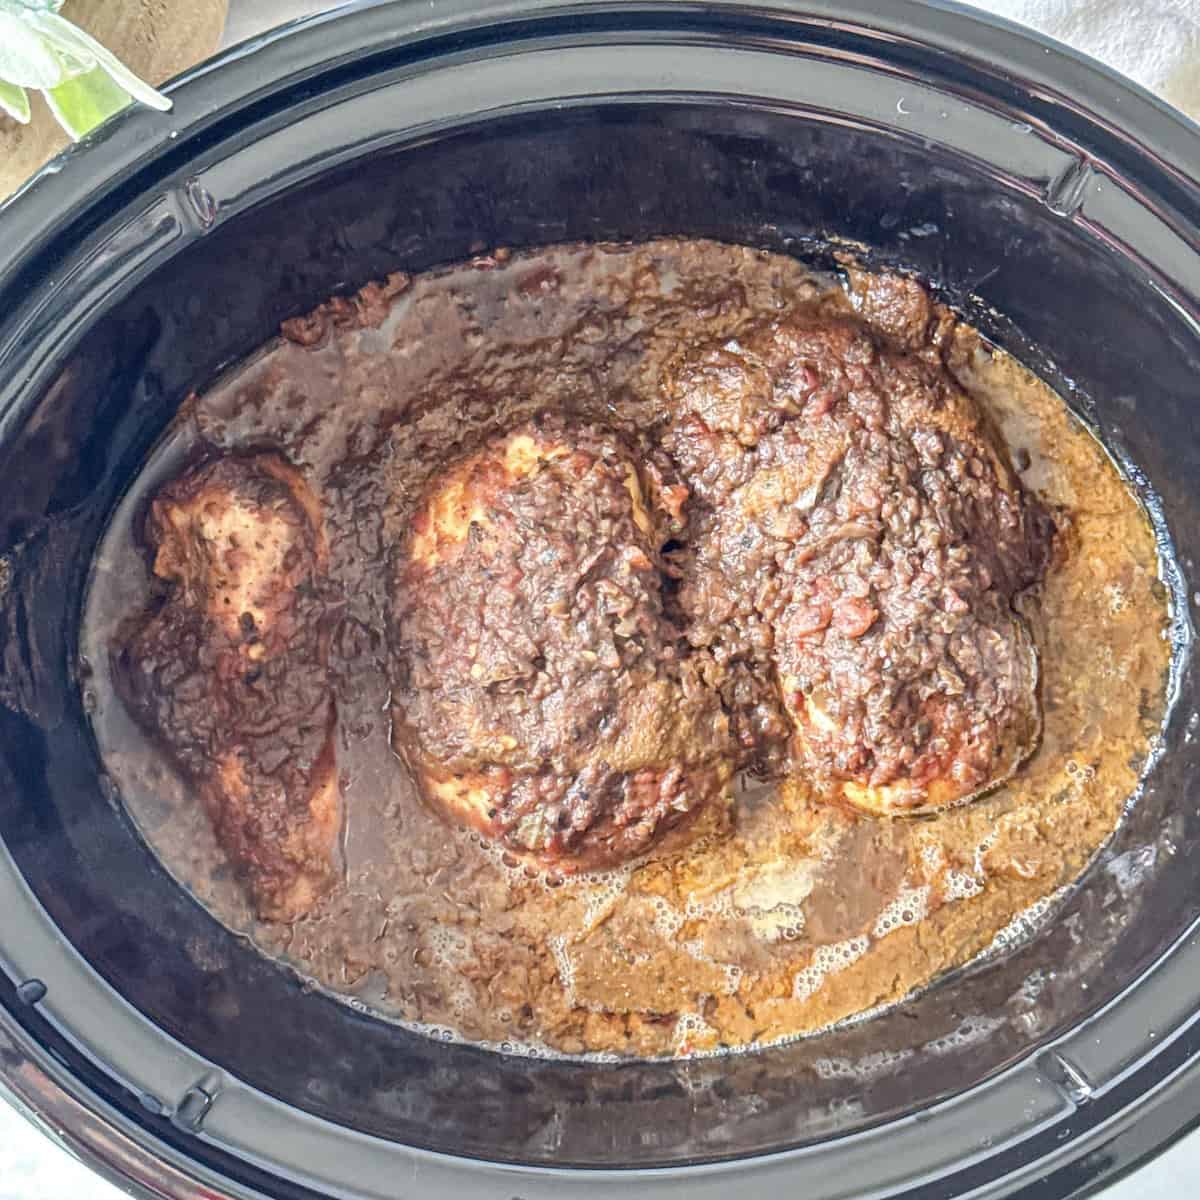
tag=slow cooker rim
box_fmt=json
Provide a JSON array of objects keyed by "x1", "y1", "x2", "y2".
[
  {"x1": 1, "y1": 2, "x2": 1199, "y2": 1199},
  {"x1": 3, "y1": 0, "x2": 1200, "y2": 294}
]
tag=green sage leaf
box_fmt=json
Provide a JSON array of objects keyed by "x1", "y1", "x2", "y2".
[
  {"x1": 0, "y1": 11, "x2": 66, "y2": 89},
  {"x1": 0, "y1": 79, "x2": 31, "y2": 123},
  {"x1": 44, "y1": 63, "x2": 130, "y2": 139},
  {"x1": 26, "y1": 10, "x2": 170, "y2": 111}
]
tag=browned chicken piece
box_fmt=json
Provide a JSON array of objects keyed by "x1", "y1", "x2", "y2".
[
  {"x1": 114, "y1": 453, "x2": 340, "y2": 921},
  {"x1": 391, "y1": 417, "x2": 734, "y2": 871},
  {"x1": 664, "y1": 309, "x2": 1053, "y2": 816}
]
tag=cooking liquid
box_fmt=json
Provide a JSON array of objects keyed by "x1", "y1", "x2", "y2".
[{"x1": 81, "y1": 240, "x2": 1172, "y2": 1058}]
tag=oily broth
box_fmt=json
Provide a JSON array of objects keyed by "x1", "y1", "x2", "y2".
[{"x1": 81, "y1": 240, "x2": 1172, "y2": 1058}]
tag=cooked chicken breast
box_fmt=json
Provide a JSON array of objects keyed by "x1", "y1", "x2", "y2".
[
  {"x1": 114, "y1": 453, "x2": 340, "y2": 921},
  {"x1": 391, "y1": 418, "x2": 734, "y2": 870},
  {"x1": 665, "y1": 314, "x2": 1052, "y2": 816}
]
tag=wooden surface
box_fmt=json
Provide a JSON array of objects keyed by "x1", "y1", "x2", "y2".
[{"x1": 0, "y1": 0, "x2": 229, "y2": 199}]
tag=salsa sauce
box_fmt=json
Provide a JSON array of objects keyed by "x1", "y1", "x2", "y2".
[{"x1": 82, "y1": 240, "x2": 1171, "y2": 1057}]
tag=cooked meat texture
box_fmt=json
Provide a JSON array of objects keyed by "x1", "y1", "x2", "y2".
[
  {"x1": 664, "y1": 309, "x2": 1053, "y2": 815},
  {"x1": 844, "y1": 266, "x2": 936, "y2": 352},
  {"x1": 114, "y1": 454, "x2": 340, "y2": 921},
  {"x1": 391, "y1": 418, "x2": 734, "y2": 870}
]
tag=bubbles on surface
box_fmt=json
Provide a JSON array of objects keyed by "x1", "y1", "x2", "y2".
[
  {"x1": 547, "y1": 860, "x2": 636, "y2": 930},
  {"x1": 793, "y1": 934, "x2": 870, "y2": 1000},
  {"x1": 813, "y1": 1047, "x2": 913, "y2": 1082},
  {"x1": 672, "y1": 930, "x2": 743, "y2": 997},
  {"x1": 973, "y1": 831, "x2": 997, "y2": 879},
  {"x1": 872, "y1": 885, "x2": 931, "y2": 938},
  {"x1": 400, "y1": 1018, "x2": 562, "y2": 1060},
  {"x1": 921, "y1": 840, "x2": 983, "y2": 903},
  {"x1": 985, "y1": 885, "x2": 1069, "y2": 955},
  {"x1": 672, "y1": 1010, "x2": 715, "y2": 1052},
  {"x1": 446, "y1": 979, "x2": 476, "y2": 1021},
  {"x1": 464, "y1": 827, "x2": 535, "y2": 890},
  {"x1": 421, "y1": 1025, "x2": 458, "y2": 1042},
  {"x1": 684, "y1": 888, "x2": 734, "y2": 920},
  {"x1": 1064, "y1": 758, "x2": 1097, "y2": 784},
  {"x1": 922, "y1": 1013, "x2": 1003, "y2": 1055},
  {"x1": 425, "y1": 924, "x2": 471, "y2": 968},
  {"x1": 747, "y1": 903, "x2": 806, "y2": 943},
  {"x1": 648, "y1": 893, "x2": 686, "y2": 939},
  {"x1": 942, "y1": 869, "x2": 984, "y2": 902},
  {"x1": 580, "y1": 865, "x2": 636, "y2": 929},
  {"x1": 548, "y1": 933, "x2": 575, "y2": 996}
]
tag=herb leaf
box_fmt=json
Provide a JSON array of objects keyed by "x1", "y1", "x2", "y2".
[
  {"x1": 0, "y1": 79, "x2": 31, "y2": 123},
  {"x1": 0, "y1": 11, "x2": 66, "y2": 89},
  {"x1": 0, "y1": 1, "x2": 171, "y2": 140},
  {"x1": 26, "y1": 10, "x2": 170, "y2": 112},
  {"x1": 44, "y1": 64, "x2": 129, "y2": 139}
]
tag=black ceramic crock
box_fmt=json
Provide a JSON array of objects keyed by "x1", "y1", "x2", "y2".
[{"x1": 0, "y1": 2, "x2": 1198, "y2": 1197}]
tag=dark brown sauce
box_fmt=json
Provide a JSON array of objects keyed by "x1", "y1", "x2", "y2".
[{"x1": 82, "y1": 240, "x2": 1171, "y2": 1058}]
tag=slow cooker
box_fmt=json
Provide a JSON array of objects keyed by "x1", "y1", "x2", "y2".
[{"x1": 1, "y1": 2, "x2": 1198, "y2": 1196}]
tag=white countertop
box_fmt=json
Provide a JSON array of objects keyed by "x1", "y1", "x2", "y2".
[{"x1": 0, "y1": 1099, "x2": 122, "y2": 1200}]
